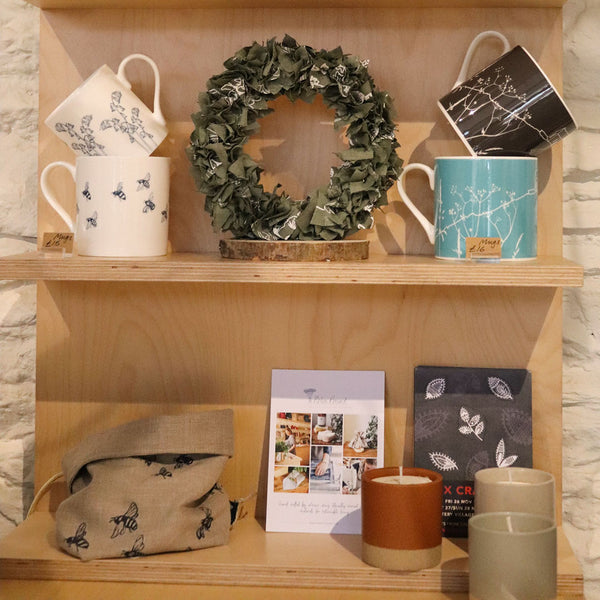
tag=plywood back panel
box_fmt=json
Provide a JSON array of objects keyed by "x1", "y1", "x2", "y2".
[
  {"x1": 35, "y1": 281, "x2": 564, "y2": 519},
  {"x1": 38, "y1": 7, "x2": 564, "y2": 256}
]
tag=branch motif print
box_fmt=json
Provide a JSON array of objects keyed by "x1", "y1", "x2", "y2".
[
  {"x1": 458, "y1": 407, "x2": 485, "y2": 441},
  {"x1": 54, "y1": 114, "x2": 107, "y2": 156},
  {"x1": 101, "y1": 91, "x2": 156, "y2": 152},
  {"x1": 447, "y1": 66, "x2": 552, "y2": 152},
  {"x1": 436, "y1": 185, "x2": 536, "y2": 259}
]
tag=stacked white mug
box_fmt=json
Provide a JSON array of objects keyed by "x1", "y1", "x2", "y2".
[{"x1": 41, "y1": 53, "x2": 170, "y2": 257}]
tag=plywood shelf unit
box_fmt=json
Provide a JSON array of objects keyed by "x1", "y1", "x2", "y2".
[{"x1": 0, "y1": 0, "x2": 585, "y2": 597}]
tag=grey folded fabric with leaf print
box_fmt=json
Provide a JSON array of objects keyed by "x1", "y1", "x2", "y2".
[{"x1": 55, "y1": 410, "x2": 234, "y2": 561}]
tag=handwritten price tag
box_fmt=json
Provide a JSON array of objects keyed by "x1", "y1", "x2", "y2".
[
  {"x1": 465, "y1": 237, "x2": 501, "y2": 260},
  {"x1": 42, "y1": 232, "x2": 74, "y2": 254}
]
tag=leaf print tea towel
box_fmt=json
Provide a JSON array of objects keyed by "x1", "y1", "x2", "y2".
[
  {"x1": 414, "y1": 366, "x2": 532, "y2": 537},
  {"x1": 56, "y1": 410, "x2": 234, "y2": 560}
]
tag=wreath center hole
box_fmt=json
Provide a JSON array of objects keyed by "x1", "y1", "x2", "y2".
[{"x1": 244, "y1": 94, "x2": 347, "y2": 201}]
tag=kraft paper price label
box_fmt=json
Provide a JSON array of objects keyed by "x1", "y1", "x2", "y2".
[
  {"x1": 42, "y1": 232, "x2": 74, "y2": 254},
  {"x1": 465, "y1": 237, "x2": 502, "y2": 260}
]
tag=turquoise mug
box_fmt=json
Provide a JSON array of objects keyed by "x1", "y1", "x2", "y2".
[{"x1": 396, "y1": 157, "x2": 537, "y2": 260}]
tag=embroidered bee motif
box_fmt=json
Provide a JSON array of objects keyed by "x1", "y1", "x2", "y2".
[
  {"x1": 65, "y1": 522, "x2": 89, "y2": 551},
  {"x1": 196, "y1": 507, "x2": 213, "y2": 540},
  {"x1": 154, "y1": 466, "x2": 172, "y2": 479},
  {"x1": 85, "y1": 211, "x2": 98, "y2": 229},
  {"x1": 122, "y1": 535, "x2": 145, "y2": 558},
  {"x1": 112, "y1": 182, "x2": 127, "y2": 201},
  {"x1": 174, "y1": 454, "x2": 194, "y2": 469},
  {"x1": 109, "y1": 502, "x2": 139, "y2": 538}
]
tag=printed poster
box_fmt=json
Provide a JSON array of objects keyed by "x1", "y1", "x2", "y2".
[
  {"x1": 413, "y1": 366, "x2": 533, "y2": 537},
  {"x1": 266, "y1": 369, "x2": 385, "y2": 534}
]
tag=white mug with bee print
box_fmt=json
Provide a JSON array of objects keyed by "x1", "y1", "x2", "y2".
[{"x1": 40, "y1": 156, "x2": 170, "y2": 257}]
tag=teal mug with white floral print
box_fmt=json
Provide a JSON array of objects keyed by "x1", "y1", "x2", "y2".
[{"x1": 396, "y1": 156, "x2": 537, "y2": 260}]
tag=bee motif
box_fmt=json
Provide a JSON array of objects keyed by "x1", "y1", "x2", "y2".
[
  {"x1": 143, "y1": 194, "x2": 156, "y2": 213},
  {"x1": 82, "y1": 182, "x2": 92, "y2": 201},
  {"x1": 136, "y1": 173, "x2": 151, "y2": 190},
  {"x1": 196, "y1": 507, "x2": 213, "y2": 540},
  {"x1": 109, "y1": 502, "x2": 139, "y2": 538},
  {"x1": 112, "y1": 182, "x2": 127, "y2": 201},
  {"x1": 154, "y1": 466, "x2": 172, "y2": 479},
  {"x1": 65, "y1": 522, "x2": 89, "y2": 551},
  {"x1": 174, "y1": 454, "x2": 194, "y2": 469},
  {"x1": 122, "y1": 535, "x2": 145, "y2": 558},
  {"x1": 85, "y1": 211, "x2": 98, "y2": 229},
  {"x1": 161, "y1": 209, "x2": 168, "y2": 223}
]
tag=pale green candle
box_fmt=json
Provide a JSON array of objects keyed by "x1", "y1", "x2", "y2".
[{"x1": 469, "y1": 512, "x2": 556, "y2": 600}]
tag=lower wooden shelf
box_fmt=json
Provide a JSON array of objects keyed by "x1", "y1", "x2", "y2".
[{"x1": 0, "y1": 511, "x2": 584, "y2": 597}]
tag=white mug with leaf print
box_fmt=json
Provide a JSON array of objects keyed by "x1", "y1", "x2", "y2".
[
  {"x1": 45, "y1": 53, "x2": 167, "y2": 157},
  {"x1": 40, "y1": 156, "x2": 170, "y2": 257}
]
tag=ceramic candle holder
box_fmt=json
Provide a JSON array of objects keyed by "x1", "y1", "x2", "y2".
[
  {"x1": 469, "y1": 512, "x2": 556, "y2": 600},
  {"x1": 474, "y1": 467, "x2": 555, "y2": 521},
  {"x1": 361, "y1": 466, "x2": 443, "y2": 571}
]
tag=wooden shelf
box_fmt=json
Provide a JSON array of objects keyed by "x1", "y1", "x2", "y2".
[
  {"x1": 0, "y1": 251, "x2": 584, "y2": 286},
  {"x1": 25, "y1": 0, "x2": 567, "y2": 10},
  {"x1": 0, "y1": 511, "x2": 584, "y2": 597}
]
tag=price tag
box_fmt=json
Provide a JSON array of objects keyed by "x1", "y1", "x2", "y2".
[
  {"x1": 42, "y1": 232, "x2": 74, "y2": 254},
  {"x1": 465, "y1": 237, "x2": 502, "y2": 260}
]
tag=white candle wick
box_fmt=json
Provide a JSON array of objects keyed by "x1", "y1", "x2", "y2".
[{"x1": 507, "y1": 515, "x2": 514, "y2": 533}]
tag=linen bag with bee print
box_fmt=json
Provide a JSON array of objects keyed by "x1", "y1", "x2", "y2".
[{"x1": 55, "y1": 409, "x2": 234, "y2": 560}]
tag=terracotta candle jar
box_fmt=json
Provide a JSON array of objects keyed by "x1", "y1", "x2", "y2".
[
  {"x1": 474, "y1": 467, "x2": 555, "y2": 521},
  {"x1": 361, "y1": 466, "x2": 443, "y2": 571}
]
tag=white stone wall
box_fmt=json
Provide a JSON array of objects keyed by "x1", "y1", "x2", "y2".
[
  {"x1": 0, "y1": 0, "x2": 38, "y2": 538},
  {"x1": 563, "y1": 1, "x2": 600, "y2": 598},
  {"x1": 0, "y1": 0, "x2": 599, "y2": 596}
]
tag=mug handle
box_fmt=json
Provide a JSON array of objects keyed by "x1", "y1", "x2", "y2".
[
  {"x1": 396, "y1": 163, "x2": 436, "y2": 245},
  {"x1": 40, "y1": 161, "x2": 76, "y2": 232},
  {"x1": 453, "y1": 30, "x2": 511, "y2": 88},
  {"x1": 116, "y1": 53, "x2": 166, "y2": 126}
]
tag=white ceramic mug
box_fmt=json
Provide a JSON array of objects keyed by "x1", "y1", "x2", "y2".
[
  {"x1": 40, "y1": 156, "x2": 170, "y2": 257},
  {"x1": 438, "y1": 31, "x2": 576, "y2": 156},
  {"x1": 396, "y1": 157, "x2": 538, "y2": 260},
  {"x1": 45, "y1": 53, "x2": 167, "y2": 157}
]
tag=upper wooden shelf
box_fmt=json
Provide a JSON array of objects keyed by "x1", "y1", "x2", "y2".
[
  {"x1": 24, "y1": 0, "x2": 566, "y2": 8},
  {"x1": 0, "y1": 251, "x2": 583, "y2": 286}
]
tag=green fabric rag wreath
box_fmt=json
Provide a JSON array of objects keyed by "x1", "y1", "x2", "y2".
[{"x1": 187, "y1": 34, "x2": 403, "y2": 241}]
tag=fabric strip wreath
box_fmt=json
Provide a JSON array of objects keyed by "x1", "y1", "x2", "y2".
[{"x1": 187, "y1": 34, "x2": 403, "y2": 241}]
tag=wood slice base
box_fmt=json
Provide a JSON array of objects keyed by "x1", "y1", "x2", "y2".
[{"x1": 219, "y1": 239, "x2": 369, "y2": 261}]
